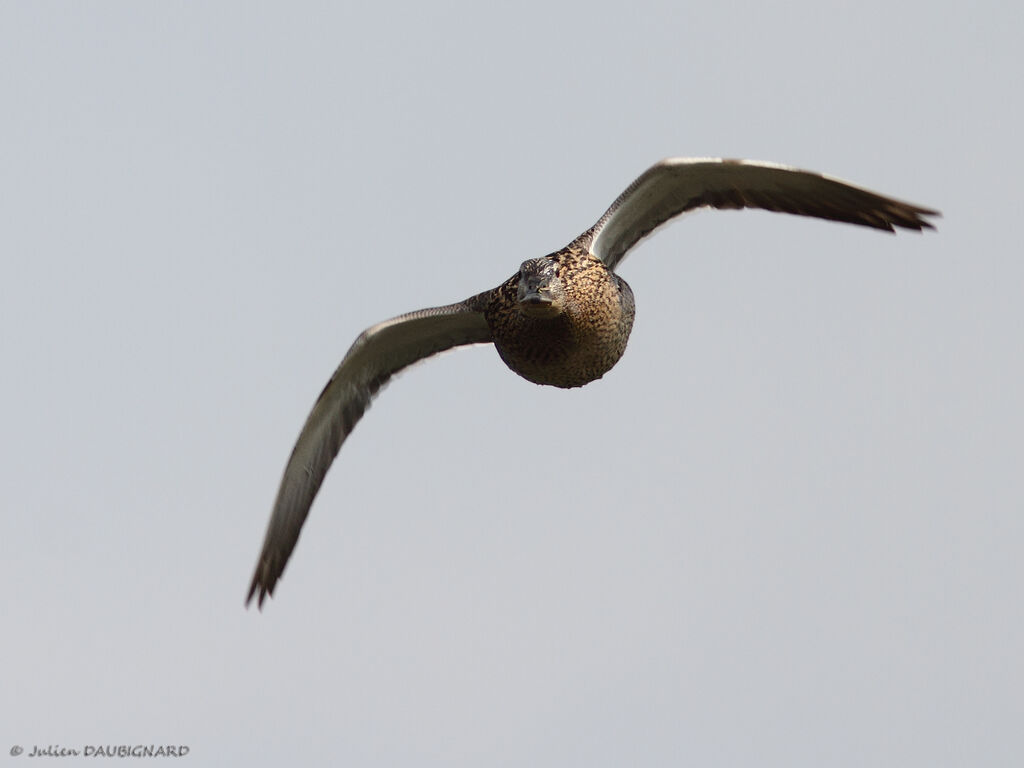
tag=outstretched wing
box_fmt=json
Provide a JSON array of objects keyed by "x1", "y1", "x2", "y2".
[
  {"x1": 579, "y1": 158, "x2": 939, "y2": 270},
  {"x1": 247, "y1": 297, "x2": 492, "y2": 608}
]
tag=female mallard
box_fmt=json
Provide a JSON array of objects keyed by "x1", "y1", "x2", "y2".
[{"x1": 247, "y1": 157, "x2": 938, "y2": 607}]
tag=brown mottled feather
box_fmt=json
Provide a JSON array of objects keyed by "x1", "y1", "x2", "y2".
[{"x1": 485, "y1": 248, "x2": 635, "y2": 388}]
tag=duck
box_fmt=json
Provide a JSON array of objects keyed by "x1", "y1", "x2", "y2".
[{"x1": 247, "y1": 157, "x2": 938, "y2": 607}]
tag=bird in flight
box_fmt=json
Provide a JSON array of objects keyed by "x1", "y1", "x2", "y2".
[{"x1": 247, "y1": 157, "x2": 938, "y2": 608}]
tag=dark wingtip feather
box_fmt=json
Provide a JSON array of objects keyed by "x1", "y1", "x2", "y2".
[
  {"x1": 916, "y1": 207, "x2": 941, "y2": 231},
  {"x1": 246, "y1": 569, "x2": 273, "y2": 610},
  {"x1": 890, "y1": 202, "x2": 940, "y2": 232}
]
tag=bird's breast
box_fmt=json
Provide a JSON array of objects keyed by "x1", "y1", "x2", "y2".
[{"x1": 485, "y1": 270, "x2": 635, "y2": 389}]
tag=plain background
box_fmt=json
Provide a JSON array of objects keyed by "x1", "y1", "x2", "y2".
[{"x1": 2, "y1": 1, "x2": 1021, "y2": 765}]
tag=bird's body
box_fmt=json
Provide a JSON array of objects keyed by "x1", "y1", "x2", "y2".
[
  {"x1": 484, "y1": 246, "x2": 636, "y2": 388},
  {"x1": 247, "y1": 157, "x2": 938, "y2": 607}
]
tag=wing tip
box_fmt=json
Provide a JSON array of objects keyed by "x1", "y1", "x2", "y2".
[
  {"x1": 898, "y1": 204, "x2": 941, "y2": 233},
  {"x1": 245, "y1": 568, "x2": 275, "y2": 611}
]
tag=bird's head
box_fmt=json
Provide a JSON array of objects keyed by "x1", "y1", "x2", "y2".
[{"x1": 516, "y1": 257, "x2": 566, "y2": 318}]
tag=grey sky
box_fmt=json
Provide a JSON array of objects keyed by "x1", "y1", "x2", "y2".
[{"x1": 2, "y1": 1, "x2": 1021, "y2": 766}]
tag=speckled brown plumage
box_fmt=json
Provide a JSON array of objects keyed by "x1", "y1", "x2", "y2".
[
  {"x1": 246, "y1": 157, "x2": 939, "y2": 608},
  {"x1": 481, "y1": 246, "x2": 636, "y2": 388}
]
